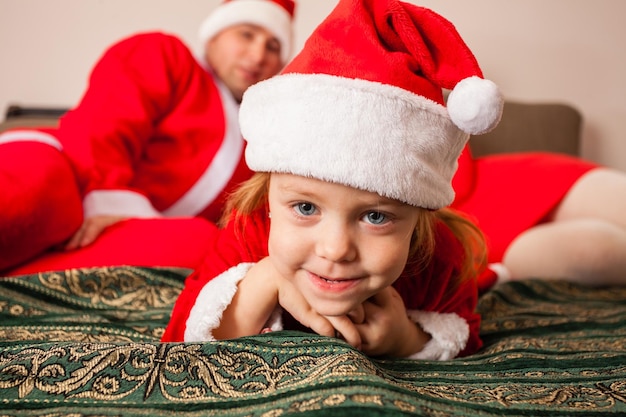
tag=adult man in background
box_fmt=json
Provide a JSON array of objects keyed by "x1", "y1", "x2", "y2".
[{"x1": 0, "y1": 0, "x2": 296, "y2": 274}]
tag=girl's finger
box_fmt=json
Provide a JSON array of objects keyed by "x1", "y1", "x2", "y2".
[
  {"x1": 279, "y1": 289, "x2": 336, "y2": 337},
  {"x1": 303, "y1": 311, "x2": 336, "y2": 338},
  {"x1": 326, "y1": 315, "x2": 361, "y2": 350},
  {"x1": 367, "y1": 286, "x2": 396, "y2": 307},
  {"x1": 347, "y1": 304, "x2": 365, "y2": 324}
]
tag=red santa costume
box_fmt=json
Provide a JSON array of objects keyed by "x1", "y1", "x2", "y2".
[
  {"x1": 162, "y1": 206, "x2": 484, "y2": 359},
  {"x1": 162, "y1": 0, "x2": 505, "y2": 359},
  {"x1": 0, "y1": 0, "x2": 295, "y2": 274},
  {"x1": 451, "y1": 145, "x2": 598, "y2": 264}
]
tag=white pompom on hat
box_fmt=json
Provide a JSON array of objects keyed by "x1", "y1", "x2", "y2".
[
  {"x1": 240, "y1": 0, "x2": 503, "y2": 209},
  {"x1": 198, "y1": 0, "x2": 296, "y2": 64}
]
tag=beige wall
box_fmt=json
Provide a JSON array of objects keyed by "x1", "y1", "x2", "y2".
[{"x1": 2, "y1": 0, "x2": 626, "y2": 170}]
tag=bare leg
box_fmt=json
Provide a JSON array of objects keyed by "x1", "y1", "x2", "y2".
[
  {"x1": 503, "y1": 219, "x2": 626, "y2": 285},
  {"x1": 550, "y1": 168, "x2": 626, "y2": 227},
  {"x1": 501, "y1": 168, "x2": 626, "y2": 286}
]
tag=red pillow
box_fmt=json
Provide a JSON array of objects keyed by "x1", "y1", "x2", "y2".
[{"x1": 4, "y1": 217, "x2": 218, "y2": 276}]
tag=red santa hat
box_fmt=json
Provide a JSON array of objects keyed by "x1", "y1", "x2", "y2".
[
  {"x1": 239, "y1": 0, "x2": 503, "y2": 209},
  {"x1": 198, "y1": 0, "x2": 296, "y2": 64}
]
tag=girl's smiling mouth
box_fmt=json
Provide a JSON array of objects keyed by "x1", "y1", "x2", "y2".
[{"x1": 306, "y1": 271, "x2": 363, "y2": 292}]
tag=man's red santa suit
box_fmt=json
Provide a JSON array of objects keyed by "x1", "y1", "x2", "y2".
[
  {"x1": 59, "y1": 32, "x2": 253, "y2": 222},
  {"x1": 0, "y1": 0, "x2": 296, "y2": 274}
]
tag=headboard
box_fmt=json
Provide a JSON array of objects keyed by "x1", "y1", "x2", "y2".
[{"x1": 1, "y1": 101, "x2": 583, "y2": 157}]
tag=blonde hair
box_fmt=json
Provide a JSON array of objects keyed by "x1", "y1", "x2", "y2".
[{"x1": 221, "y1": 172, "x2": 487, "y2": 284}]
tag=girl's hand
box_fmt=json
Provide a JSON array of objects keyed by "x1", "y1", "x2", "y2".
[
  {"x1": 355, "y1": 286, "x2": 431, "y2": 357},
  {"x1": 276, "y1": 275, "x2": 362, "y2": 350},
  {"x1": 217, "y1": 257, "x2": 362, "y2": 349},
  {"x1": 214, "y1": 257, "x2": 281, "y2": 339}
]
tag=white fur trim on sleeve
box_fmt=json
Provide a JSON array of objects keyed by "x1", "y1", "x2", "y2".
[
  {"x1": 83, "y1": 190, "x2": 162, "y2": 218},
  {"x1": 0, "y1": 130, "x2": 63, "y2": 150},
  {"x1": 489, "y1": 262, "x2": 512, "y2": 283},
  {"x1": 405, "y1": 310, "x2": 470, "y2": 360},
  {"x1": 184, "y1": 262, "x2": 255, "y2": 342},
  {"x1": 264, "y1": 306, "x2": 284, "y2": 332}
]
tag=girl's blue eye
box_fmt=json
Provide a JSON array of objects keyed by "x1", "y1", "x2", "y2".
[
  {"x1": 295, "y1": 202, "x2": 316, "y2": 216},
  {"x1": 364, "y1": 211, "x2": 387, "y2": 225}
]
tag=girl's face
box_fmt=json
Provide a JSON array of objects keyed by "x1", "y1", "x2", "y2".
[{"x1": 267, "y1": 173, "x2": 420, "y2": 317}]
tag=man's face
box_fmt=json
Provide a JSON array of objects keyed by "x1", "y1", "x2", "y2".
[{"x1": 205, "y1": 24, "x2": 283, "y2": 102}]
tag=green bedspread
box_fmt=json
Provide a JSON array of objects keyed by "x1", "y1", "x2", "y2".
[{"x1": 0, "y1": 267, "x2": 625, "y2": 416}]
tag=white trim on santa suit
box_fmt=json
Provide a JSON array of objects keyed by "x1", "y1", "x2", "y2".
[
  {"x1": 0, "y1": 130, "x2": 63, "y2": 151},
  {"x1": 405, "y1": 311, "x2": 470, "y2": 360},
  {"x1": 81, "y1": 74, "x2": 244, "y2": 219},
  {"x1": 161, "y1": 77, "x2": 243, "y2": 217}
]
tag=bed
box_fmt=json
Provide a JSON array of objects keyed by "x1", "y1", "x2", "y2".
[
  {"x1": 2, "y1": 102, "x2": 625, "y2": 415},
  {"x1": 0, "y1": 266, "x2": 624, "y2": 416}
]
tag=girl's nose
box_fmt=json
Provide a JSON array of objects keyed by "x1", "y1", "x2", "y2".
[{"x1": 315, "y1": 222, "x2": 357, "y2": 263}]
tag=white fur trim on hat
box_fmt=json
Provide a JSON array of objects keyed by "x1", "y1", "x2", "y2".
[
  {"x1": 198, "y1": 0, "x2": 293, "y2": 63},
  {"x1": 240, "y1": 73, "x2": 469, "y2": 209},
  {"x1": 405, "y1": 310, "x2": 469, "y2": 360}
]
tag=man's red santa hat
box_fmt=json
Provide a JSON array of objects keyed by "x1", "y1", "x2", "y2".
[
  {"x1": 240, "y1": 0, "x2": 503, "y2": 209},
  {"x1": 198, "y1": 0, "x2": 296, "y2": 64}
]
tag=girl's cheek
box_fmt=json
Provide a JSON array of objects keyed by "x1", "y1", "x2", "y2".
[{"x1": 268, "y1": 224, "x2": 293, "y2": 261}]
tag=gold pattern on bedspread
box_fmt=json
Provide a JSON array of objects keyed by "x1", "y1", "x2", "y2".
[
  {"x1": 0, "y1": 267, "x2": 625, "y2": 416},
  {"x1": 0, "y1": 267, "x2": 184, "y2": 343}
]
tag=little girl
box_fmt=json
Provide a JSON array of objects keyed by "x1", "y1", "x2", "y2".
[{"x1": 162, "y1": 0, "x2": 504, "y2": 360}]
